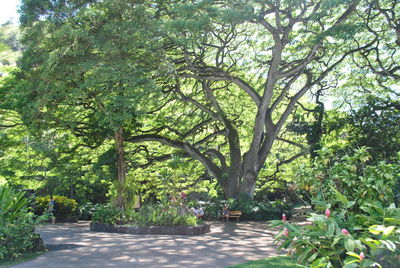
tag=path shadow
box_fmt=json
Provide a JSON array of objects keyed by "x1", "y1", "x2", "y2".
[{"x1": 46, "y1": 243, "x2": 85, "y2": 251}]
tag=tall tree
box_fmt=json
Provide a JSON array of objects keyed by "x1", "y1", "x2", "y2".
[
  {"x1": 126, "y1": 0, "x2": 375, "y2": 198},
  {"x1": 15, "y1": 0, "x2": 392, "y2": 200},
  {"x1": 15, "y1": 0, "x2": 162, "y2": 208}
]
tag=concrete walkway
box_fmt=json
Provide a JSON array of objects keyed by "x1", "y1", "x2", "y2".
[{"x1": 14, "y1": 221, "x2": 282, "y2": 268}]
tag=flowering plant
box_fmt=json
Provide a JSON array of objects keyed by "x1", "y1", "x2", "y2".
[{"x1": 271, "y1": 190, "x2": 400, "y2": 267}]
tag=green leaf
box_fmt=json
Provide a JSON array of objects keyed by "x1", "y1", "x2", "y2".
[
  {"x1": 360, "y1": 238, "x2": 379, "y2": 249},
  {"x1": 344, "y1": 238, "x2": 355, "y2": 252},
  {"x1": 369, "y1": 225, "x2": 385, "y2": 234},
  {"x1": 308, "y1": 252, "x2": 318, "y2": 263},
  {"x1": 332, "y1": 236, "x2": 341, "y2": 247},
  {"x1": 344, "y1": 260, "x2": 359, "y2": 266},
  {"x1": 382, "y1": 226, "x2": 396, "y2": 238},
  {"x1": 310, "y1": 257, "x2": 327, "y2": 268},
  {"x1": 384, "y1": 218, "x2": 400, "y2": 225},
  {"x1": 346, "y1": 201, "x2": 356, "y2": 208},
  {"x1": 346, "y1": 252, "x2": 360, "y2": 259},
  {"x1": 327, "y1": 222, "x2": 335, "y2": 236},
  {"x1": 298, "y1": 247, "x2": 313, "y2": 263},
  {"x1": 331, "y1": 187, "x2": 349, "y2": 206},
  {"x1": 363, "y1": 261, "x2": 382, "y2": 268},
  {"x1": 380, "y1": 240, "x2": 396, "y2": 251}
]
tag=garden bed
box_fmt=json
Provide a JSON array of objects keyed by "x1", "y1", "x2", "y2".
[{"x1": 90, "y1": 222, "x2": 211, "y2": 235}]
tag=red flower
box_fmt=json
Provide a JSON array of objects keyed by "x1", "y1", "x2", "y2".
[
  {"x1": 341, "y1": 229, "x2": 350, "y2": 235},
  {"x1": 325, "y1": 208, "x2": 331, "y2": 218},
  {"x1": 283, "y1": 228, "x2": 289, "y2": 236},
  {"x1": 282, "y1": 214, "x2": 286, "y2": 222},
  {"x1": 180, "y1": 192, "x2": 187, "y2": 199}
]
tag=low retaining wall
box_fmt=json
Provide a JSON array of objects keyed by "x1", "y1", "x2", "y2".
[{"x1": 90, "y1": 222, "x2": 211, "y2": 235}]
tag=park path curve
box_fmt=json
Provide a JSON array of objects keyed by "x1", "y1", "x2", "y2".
[{"x1": 14, "y1": 221, "x2": 283, "y2": 268}]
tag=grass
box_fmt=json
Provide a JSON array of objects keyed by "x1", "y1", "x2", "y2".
[
  {"x1": 227, "y1": 255, "x2": 306, "y2": 268},
  {"x1": 0, "y1": 251, "x2": 45, "y2": 268}
]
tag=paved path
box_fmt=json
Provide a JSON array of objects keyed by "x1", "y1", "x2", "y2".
[{"x1": 14, "y1": 221, "x2": 282, "y2": 268}]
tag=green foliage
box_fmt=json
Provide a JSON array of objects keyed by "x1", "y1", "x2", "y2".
[
  {"x1": 296, "y1": 147, "x2": 399, "y2": 211},
  {"x1": 0, "y1": 22, "x2": 21, "y2": 66},
  {"x1": 92, "y1": 203, "x2": 199, "y2": 227},
  {"x1": 1, "y1": 0, "x2": 398, "y2": 211},
  {"x1": 201, "y1": 201, "x2": 223, "y2": 220},
  {"x1": 272, "y1": 167, "x2": 400, "y2": 268},
  {"x1": 0, "y1": 185, "x2": 45, "y2": 262},
  {"x1": 229, "y1": 195, "x2": 294, "y2": 221},
  {"x1": 91, "y1": 204, "x2": 121, "y2": 225},
  {"x1": 34, "y1": 195, "x2": 78, "y2": 221},
  {"x1": 133, "y1": 204, "x2": 198, "y2": 227},
  {"x1": 197, "y1": 197, "x2": 294, "y2": 221},
  {"x1": 346, "y1": 96, "x2": 400, "y2": 162},
  {"x1": 78, "y1": 202, "x2": 102, "y2": 220},
  {"x1": 226, "y1": 255, "x2": 305, "y2": 268},
  {"x1": 0, "y1": 185, "x2": 28, "y2": 226},
  {"x1": 0, "y1": 212, "x2": 45, "y2": 262},
  {"x1": 14, "y1": 0, "x2": 377, "y2": 201}
]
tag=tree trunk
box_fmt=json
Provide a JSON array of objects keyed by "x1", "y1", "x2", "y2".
[
  {"x1": 115, "y1": 128, "x2": 126, "y2": 210},
  {"x1": 221, "y1": 170, "x2": 257, "y2": 199}
]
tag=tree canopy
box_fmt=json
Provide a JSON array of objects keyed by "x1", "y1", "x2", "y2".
[{"x1": 1, "y1": 0, "x2": 398, "y2": 202}]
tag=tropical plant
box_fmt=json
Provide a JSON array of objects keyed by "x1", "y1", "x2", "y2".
[
  {"x1": 296, "y1": 147, "x2": 399, "y2": 212},
  {"x1": 272, "y1": 185, "x2": 400, "y2": 267},
  {"x1": 0, "y1": 185, "x2": 45, "y2": 262},
  {"x1": 0, "y1": 212, "x2": 45, "y2": 262},
  {"x1": 0, "y1": 185, "x2": 28, "y2": 225}
]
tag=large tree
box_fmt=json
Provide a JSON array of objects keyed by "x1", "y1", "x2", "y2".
[
  {"x1": 14, "y1": 0, "x2": 163, "y2": 208},
  {"x1": 15, "y1": 0, "x2": 391, "y2": 200},
  {"x1": 126, "y1": 0, "x2": 376, "y2": 198}
]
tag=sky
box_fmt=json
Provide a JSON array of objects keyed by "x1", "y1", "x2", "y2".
[{"x1": 0, "y1": 0, "x2": 19, "y2": 25}]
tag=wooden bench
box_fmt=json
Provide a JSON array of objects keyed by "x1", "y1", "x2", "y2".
[{"x1": 223, "y1": 210, "x2": 242, "y2": 221}]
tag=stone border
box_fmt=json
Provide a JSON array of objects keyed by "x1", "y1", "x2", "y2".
[{"x1": 90, "y1": 222, "x2": 211, "y2": 235}]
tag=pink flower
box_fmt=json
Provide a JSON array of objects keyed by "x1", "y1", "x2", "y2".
[
  {"x1": 283, "y1": 228, "x2": 289, "y2": 236},
  {"x1": 360, "y1": 252, "x2": 364, "y2": 261},
  {"x1": 325, "y1": 208, "x2": 331, "y2": 218},
  {"x1": 282, "y1": 214, "x2": 287, "y2": 222},
  {"x1": 341, "y1": 229, "x2": 350, "y2": 235},
  {"x1": 180, "y1": 192, "x2": 187, "y2": 199}
]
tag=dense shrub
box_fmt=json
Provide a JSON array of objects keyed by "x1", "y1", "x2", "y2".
[
  {"x1": 78, "y1": 202, "x2": 101, "y2": 220},
  {"x1": 0, "y1": 213, "x2": 45, "y2": 262},
  {"x1": 133, "y1": 204, "x2": 198, "y2": 227},
  {"x1": 34, "y1": 195, "x2": 78, "y2": 221},
  {"x1": 272, "y1": 200, "x2": 400, "y2": 268},
  {"x1": 91, "y1": 204, "x2": 121, "y2": 225},
  {"x1": 230, "y1": 195, "x2": 294, "y2": 220},
  {"x1": 0, "y1": 185, "x2": 45, "y2": 262},
  {"x1": 273, "y1": 149, "x2": 400, "y2": 268},
  {"x1": 296, "y1": 147, "x2": 399, "y2": 211},
  {"x1": 92, "y1": 203, "x2": 199, "y2": 227},
  {"x1": 199, "y1": 197, "x2": 294, "y2": 221}
]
